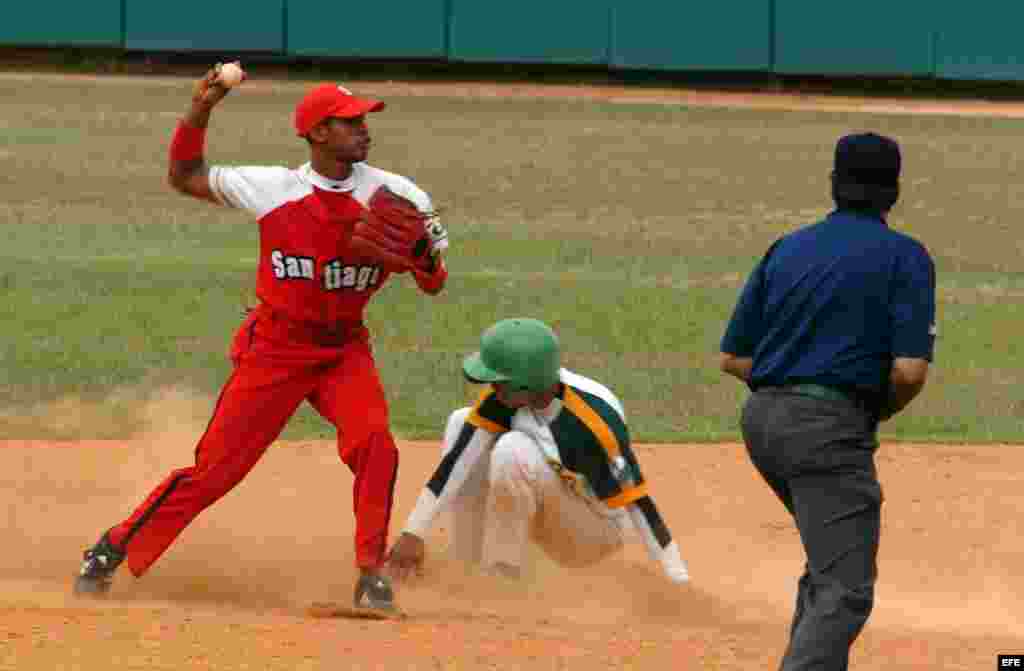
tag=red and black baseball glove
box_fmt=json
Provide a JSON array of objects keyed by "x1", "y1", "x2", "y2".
[{"x1": 349, "y1": 187, "x2": 432, "y2": 273}]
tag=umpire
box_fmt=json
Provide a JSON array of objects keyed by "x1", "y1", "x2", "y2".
[{"x1": 720, "y1": 132, "x2": 936, "y2": 670}]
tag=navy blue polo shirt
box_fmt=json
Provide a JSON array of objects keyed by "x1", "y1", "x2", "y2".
[{"x1": 720, "y1": 210, "x2": 936, "y2": 396}]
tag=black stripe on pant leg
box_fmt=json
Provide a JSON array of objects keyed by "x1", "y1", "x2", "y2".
[
  {"x1": 426, "y1": 423, "x2": 476, "y2": 497},
  {"x1": 379, "y1": 443, "x2": 400, "y2": 558},
  {"x1": 121, "y1": 367, "x2": 240, "y2": 547},
  {"x1": 191, "y1": 367, "x2": 240, "y2": 463},
  {"x1": 635, "y1": 496, "x2": 673, "y2": 549},
  {"x1": 119, "y1": 473, "x2": 187, "y2": 548}
]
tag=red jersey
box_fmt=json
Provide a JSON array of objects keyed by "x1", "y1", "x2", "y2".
[{"x1": 208, "y1": 162, "x2": 447, "y2": 325}]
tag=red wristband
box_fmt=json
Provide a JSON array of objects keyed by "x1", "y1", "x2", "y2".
[{"x1": 169, "y1": 121, "x2": 207, "y2": 162}]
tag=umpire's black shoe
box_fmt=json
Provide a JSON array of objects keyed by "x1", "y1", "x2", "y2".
[
  {"x1": 353, "y1": 573, "x2": 396, "y2": 614},
  {"x1": 73, "y1": 532, "x2": 125, "y2": 597}
]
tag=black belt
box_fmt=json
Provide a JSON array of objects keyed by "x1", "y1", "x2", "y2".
[{"x1": 761, "y1": 383, "x2": 877, "y2": 412}]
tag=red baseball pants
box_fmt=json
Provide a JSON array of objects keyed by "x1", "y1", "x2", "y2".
[{"x1": 107, "y1": 309, "x2": 399, "y2": 576}]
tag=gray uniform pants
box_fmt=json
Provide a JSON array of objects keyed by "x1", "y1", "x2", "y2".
[{"x1": 741, "y1": 389, "x2": 883, "y2": 671}]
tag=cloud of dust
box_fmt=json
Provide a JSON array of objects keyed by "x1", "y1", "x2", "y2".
[
  {"x1": 4, "y1": 406, "x2": 1022, "y2": 645},
  {"x1": 0, "y1": 385, "x2": 220, "y2": 594},
  {"x1": 393, "y1": 543, "x2": 738, "y2": 628},
  {"x1": 0, "y1": 397, "x2": 740, "y2": 626},
  {"x1": 0, "y1": 380, "x2": 214, "y2": 444},
  {"x1": 0, "y1": 381, "x2": 374, "y2": 612},
  {"x1": 3, "y1": 387, "x2": 731, "y2": 621}
]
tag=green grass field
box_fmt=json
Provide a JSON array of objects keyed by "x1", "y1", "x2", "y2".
[{"x1": 3, "y1": 74, "x2": 1023, "y2": 442}]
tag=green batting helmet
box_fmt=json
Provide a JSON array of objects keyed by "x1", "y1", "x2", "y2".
[{"x1": 462, "y1": 318, "x2": 561, "y2": 392}]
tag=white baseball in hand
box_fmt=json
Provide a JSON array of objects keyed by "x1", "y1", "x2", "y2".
[{"x1": 217, "y1": 62, "x2": 245, "y2": 88}]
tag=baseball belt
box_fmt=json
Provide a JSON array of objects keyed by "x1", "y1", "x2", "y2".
[{"x1": 764, "y1": 383, "x2": 876, "y2": 413}]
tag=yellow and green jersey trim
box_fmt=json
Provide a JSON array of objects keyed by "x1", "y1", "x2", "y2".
[
  {"x1": 466, "y1": 386, "x2": 515, "y2": 434},
  {"x1": 560, "y1": 387, "x2": 647, "y2": 507},
  {"x1": 464, "y1": 376, "x2": 646, "y2": 508},
  {"x1": 562, "y1": 387, "x2": 623, "y2": 458}
]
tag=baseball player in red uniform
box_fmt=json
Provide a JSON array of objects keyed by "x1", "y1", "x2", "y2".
[{"x1": 73, "y1": 64, "x2": 448, "y2": 615}]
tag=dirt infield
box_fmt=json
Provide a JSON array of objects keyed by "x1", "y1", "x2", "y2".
[{"x1": 1, "y1": 435, "x2": 1021, "y2": 670}]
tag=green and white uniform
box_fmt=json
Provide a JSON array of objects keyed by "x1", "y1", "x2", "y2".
[{"x1": 402, "y1": 368, "x2": 689, "y2": 582}]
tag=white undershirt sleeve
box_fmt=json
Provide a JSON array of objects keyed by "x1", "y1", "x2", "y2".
[
  {"x1": 208, "y1": 165, "x2": 305, "y2": 219},
  {"x1": 626, "y1": 497, "x2": 690, "y2": 584},
  {"x1": 402, "y1": 424, "x2": 498, "y2": 538}
]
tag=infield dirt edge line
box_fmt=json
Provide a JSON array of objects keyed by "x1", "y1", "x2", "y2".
[{"x1": 5, "y1": 71, "x2": 1024, "y2": 119}]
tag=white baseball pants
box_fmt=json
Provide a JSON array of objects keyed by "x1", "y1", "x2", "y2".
[{"x1": 441, "y1": 408, "x2": 626, "y2": 571}]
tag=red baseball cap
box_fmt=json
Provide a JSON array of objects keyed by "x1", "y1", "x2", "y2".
[{"x1": 293, "y1": 84, "x2": 385, "y2": 137}]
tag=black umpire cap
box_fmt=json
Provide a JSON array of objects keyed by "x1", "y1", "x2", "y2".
[{"x1": 831, "y1": 132, "x2": 901, "y2": 211}]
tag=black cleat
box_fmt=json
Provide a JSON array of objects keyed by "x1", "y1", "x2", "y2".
[
  {"x1": 353, "y1": 573, "x2": 396, "y2": 614},
  {"x1": 73, "y1": 532, "x2": 125, "y2": 597}
]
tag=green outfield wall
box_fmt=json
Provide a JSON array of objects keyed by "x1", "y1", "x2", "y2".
[
  {"x1": 934, "y1": 6, "x2": 1024, "y2": 80},
  {"x1": 287, "y1": 1, "x2": 448, "y2": 59},
  {"x1": 1, "y1": 2, "x2": 122, "y2": 47},
  {"x1": 6, "y1": 1, "x2": 1024, "y2": 83},
  {"x1": 124, "y1": 1, "x2": 285, "y2": 52},
  {"x1": 773, "y1": 1, "x2": 935, "y2": 76},
  {"x1": 447, "y1": 0, "x2": 611, "y2": 65},
  {"x1": 609, "y1": 2, "x2": 773, "y2": 71}
]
